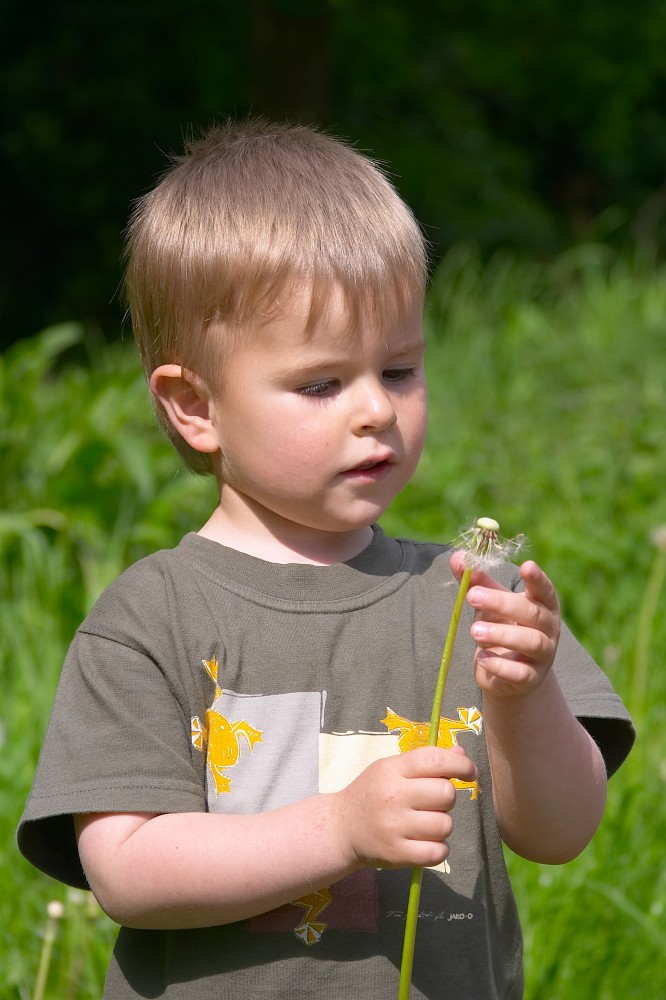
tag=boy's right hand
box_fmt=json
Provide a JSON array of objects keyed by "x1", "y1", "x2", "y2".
[{"x1": 334, "y1": 747, "x2": 478, "y2": 871}]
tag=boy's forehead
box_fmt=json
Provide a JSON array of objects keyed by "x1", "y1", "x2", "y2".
[{"x1": 266, "y1": 281, "x2": 424, "y2": 346}]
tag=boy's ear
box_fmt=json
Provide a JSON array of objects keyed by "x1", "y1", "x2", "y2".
[{"x1": 149, "y1": 364, "x2": 220, "y2": 454}]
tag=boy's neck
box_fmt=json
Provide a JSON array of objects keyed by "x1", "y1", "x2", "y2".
[{"x1": 197, "y1": 503, "x2": 374, "y2": 566}]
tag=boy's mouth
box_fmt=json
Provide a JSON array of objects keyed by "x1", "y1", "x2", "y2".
[
  {"x1": 341, "y1": 455, "x2": 394, "y2": 478},
  {"x1": 355, "y1": 460, "x2": 384, "y2": 471}
]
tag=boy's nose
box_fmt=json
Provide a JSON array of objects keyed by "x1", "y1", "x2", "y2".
[{"x1": 351, "y1": 380, "x2": 397, "y2": 434}]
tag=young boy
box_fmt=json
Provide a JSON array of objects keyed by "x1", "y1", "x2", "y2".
[{"x1": 18, "y1": 120, "x2": 634, "y2": 999}]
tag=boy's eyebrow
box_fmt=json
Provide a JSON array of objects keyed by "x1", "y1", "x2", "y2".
[
  {"x1": 377, "y1": 337, "x2": 426, "y2": 362},
  {"x1": 273, "y1": 338, "x2": 425, "y2": 378},
  {"x1": 389, "y1": 336, "x2": 426, "y2": 355}
]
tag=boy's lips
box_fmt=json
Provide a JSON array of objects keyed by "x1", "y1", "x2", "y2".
[{"x1": 340, "y1": 453, "x2": 395, "y2": 477}]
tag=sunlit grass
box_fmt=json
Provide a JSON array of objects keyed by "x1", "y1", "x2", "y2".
[{"x1": 2, "y1": 245, "x2": 665, "y2": 997}]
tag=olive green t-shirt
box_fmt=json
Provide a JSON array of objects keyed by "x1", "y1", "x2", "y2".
[{"x1": 18, "y1": 527, "x2": 634, "y2": 999}]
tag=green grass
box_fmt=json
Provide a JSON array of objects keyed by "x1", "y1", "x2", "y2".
[{"x1": 2, "y1": 245, "x2": 665, "y2": 998}]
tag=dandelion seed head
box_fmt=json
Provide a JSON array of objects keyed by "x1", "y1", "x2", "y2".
[
  {"x1": 455, "y1": 516, "x2": 526, "y2": 569},
  {"x1": 476, "y1": 516, "x2": 500, "y2": 533}
]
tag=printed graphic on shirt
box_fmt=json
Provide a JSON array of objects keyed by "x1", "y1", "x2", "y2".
[
  {"x1": 291, "y1": 888, "x2": 333, "y2": 945},
  {"x1": 382, "y1": 705, "x2": 483, "y2": 800},
  {"x1": 192, "y1": 710, "x2": 263, "y2": 795},
  {"x1": 250, "y1": 869, "x2": 378, "y2": 941},
  {"x1": 191, "y1": 658, "x2": 264, "y2": 795},
  {"x1": 193, "y1": 687, "x2": 322, "y2": 813},
  {"x1": 192, "y1": 658, "x2": 482, "y2": 944}
]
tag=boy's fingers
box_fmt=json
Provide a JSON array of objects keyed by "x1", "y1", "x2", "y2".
[
  {"x1": 471, "y1": 621, "x2": 555, "y2": 661},
  {"x1": 468, "y1": 586, "x2": 551, "y2": 630},
  {"x1": 400, "y1": 745, "x2": 478, "y2": 782},
  {"x1": 452, "y1": 552, "x2": 558, "y2": 610},
  {"x1": 449, "y1": 549, "x2": 467, "y2": 579},
  {"x1": 519, "y1": 560, "x2": 560, "y2": 612},
  {"x1": 458, "y1": 556, "x2": 559, "y2": 624}
]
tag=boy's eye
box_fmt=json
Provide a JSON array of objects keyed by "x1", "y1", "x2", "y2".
[
  {"x1": 383, "y1": 366, "x2": 416, "y2": 383},
  {"x1": 297, "y1": 380, "x2": 338, "y2": 398}
]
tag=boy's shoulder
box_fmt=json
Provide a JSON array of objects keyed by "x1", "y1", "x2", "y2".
[
  {"x1": 93, "y1": 533, "x2": 195, "y2": 594},
  {"x1": 77, "y1": 533, "x2": 201, "y2": 641}
]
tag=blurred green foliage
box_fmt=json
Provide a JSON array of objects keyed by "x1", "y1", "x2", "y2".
[{"x1": 0, "y1": 323, "x2": 216, "y2": 630}]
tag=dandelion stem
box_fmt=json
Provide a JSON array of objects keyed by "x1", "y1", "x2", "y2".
[
  {"x1": 428, "y1": 567, "x2": 472, "y2": 739},
  {"x1": 398, "y1": 868, "x2": 424, "y2": 999},
  {"x1": 398, "y1": 565, "x2": 472, "y2": 1000},
  {"x1": 397, "y1": 517, "x2": 518, "y2": 998}
]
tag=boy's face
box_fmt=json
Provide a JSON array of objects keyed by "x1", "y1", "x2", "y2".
[{"x1": 207, "y1": 288, "x2": 427, "y2": 551}]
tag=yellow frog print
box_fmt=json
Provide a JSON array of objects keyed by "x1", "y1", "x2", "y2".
[
  {"x1": 191, "y1": 657, "x2": 263, "y2": 795},
  {"x1": 382, "y1": 705, "x2": 482, "y2": 799}
]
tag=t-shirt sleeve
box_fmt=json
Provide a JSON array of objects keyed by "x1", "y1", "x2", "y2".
[
  {"x1": 501, "y1": 565, "x2": 635, "y2": 777},
  {"x1": 17, "y1": 630, "x2": 206, "y2": 889},
  {"x1": 551, "y1": 620, "x2": 635, "y2": 777}
]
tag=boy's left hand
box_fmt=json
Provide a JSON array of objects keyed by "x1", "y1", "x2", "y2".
[{"x1": 450, "y1": 552, "x2": 561, "y2": 699}]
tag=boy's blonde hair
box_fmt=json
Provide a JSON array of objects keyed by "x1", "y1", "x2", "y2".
[{"x1": 125, "y1": 118, "x2": 428, "y2": 474}]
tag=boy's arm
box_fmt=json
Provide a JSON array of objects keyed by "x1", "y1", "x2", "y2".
[
  {"x1": 74, "y1": 744, "x2": 477, "y2": 929},
  {"x1": 451, "y1": 553, "x2": 608, "y2": 865}
]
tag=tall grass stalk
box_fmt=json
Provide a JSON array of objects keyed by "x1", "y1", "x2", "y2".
[
  {"x1": 631, "y1": 529, "x2": 666, "y2": 723},
  {"x1": 32, "y1": 903, "x2": 63, "y2": 1000}
]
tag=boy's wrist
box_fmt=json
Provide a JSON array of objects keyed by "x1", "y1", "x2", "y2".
[
  {"x1": 480, "y1": 667, "x2": 561, "y2": 714},
  {"x1": 325, "y1": 790, "x2": 368, "y2": 875}
]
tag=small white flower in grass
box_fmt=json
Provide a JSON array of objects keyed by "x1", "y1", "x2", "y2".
[
  {"x1": 456, "y1": 516, "x2": 526, "y2": 569},
  {"x1": 46, "y1": 900, "x2": 65, "y2": 920}
]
